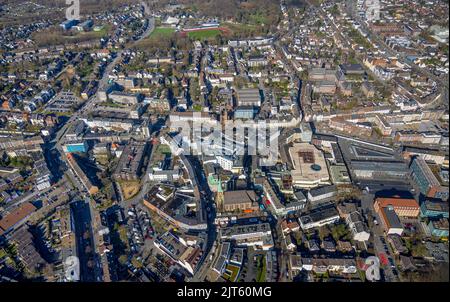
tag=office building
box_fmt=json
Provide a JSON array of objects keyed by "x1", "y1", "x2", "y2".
[{"x1": 410, "y1": 157, "x2": 449, "y2": 200}]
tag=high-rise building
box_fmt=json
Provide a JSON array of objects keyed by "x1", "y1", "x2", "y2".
[{"x1": 410, "y1": 157, "x2": 449, "y2": 200}]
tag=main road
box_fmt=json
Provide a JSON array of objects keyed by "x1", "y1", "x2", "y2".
[{"x1": 48, "y1": 8, "x2": 156, "y2": 281}]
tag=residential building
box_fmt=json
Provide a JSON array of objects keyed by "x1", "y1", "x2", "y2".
[
  {"x1": 420, "y1": 199, "x2": 449, "y2": 219},
  {"x1": 263, "y1": 179, "x2": 306, "y2": 216},
  {"x1": 298, "y1": 205, "x2": 340, "y2": 230},
  {"x1": 290, "y1": 255, "x2": 357, "y2": 275},
  {"x1": 428, "y1": 219, "x2": 449, "y2": 238},
  {"x1": 307, "y1": 185, "x2": 337, "y2": 202},
  {"x1": 0, "y1": 203, "x2": 37, "y2": 236},
  {"x1": 219, "y1": 223, "x2": 274, "y2": 251},
  {"x1": 113, "y1": 141, "x2": 148, "y2": 181},
  {"x1": 154, "y1": 231, "x2": 203, "y2": 276},
  {"x1": 346, "y1": 211, "x2": 370, "y2": 242}
]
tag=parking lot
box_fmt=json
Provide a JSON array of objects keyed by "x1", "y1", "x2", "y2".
[{"x1": 126, "y1": 205, "x2": 155, "y2": 254}]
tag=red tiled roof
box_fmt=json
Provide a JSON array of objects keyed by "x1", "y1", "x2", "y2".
[
  {"x1": 0, "y1": 203, "x2": 36, "y2": 235},
  {"x1": 375, "y1": 197, "x2": 419, "y2": 209}
]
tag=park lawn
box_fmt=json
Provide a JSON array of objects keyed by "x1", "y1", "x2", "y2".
[
  {"x1": 188, "y1": 29, "x2": 221, "y2": 40},
  {"x1": 150, "y1": 27, "x2": 176, "y2": 38},
  {"x1": 63, "y1": 26, "x2": 110, "y2": 41}
]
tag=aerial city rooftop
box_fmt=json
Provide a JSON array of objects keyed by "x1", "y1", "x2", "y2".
[{"x1": 0, "y1": 0, "x2": 448, "y2": 283}]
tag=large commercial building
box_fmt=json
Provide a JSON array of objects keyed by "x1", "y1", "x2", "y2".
[
  {"x1": 235, "y1": 88, "x2": 262, "y2": 107},
  {"x1": 374, "y1": 197, "x2": 420, "y2": 235},
  {"x1": 374, "y1": 197, "x2": 420, "y2": 218},
  {"x1": 222, "y1": 190, "x2": 259, "y2": 213},
  {"x1": 108, "y1": 92, "x2": 140, "y2": 106},
  {"x1": 410, "y1": 157, "x2": 449, "y2": 200},
  {"x1": 379, "y1": 206, "x2": 404, "y2": 236},
  {"x1": 350, "y1": 160, "x2": 409, "y2": 182},
  {"x1": 288, "y1": 143, "x2": 330, "y2": 188}
]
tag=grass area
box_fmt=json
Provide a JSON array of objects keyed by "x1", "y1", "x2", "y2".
[
  {"x1": 99, "y1": 101, "x2": 126, "y2": 108},
  {"x1": 118, "y1": 180, "x2": 141, "y2": 200},
  {"x1": 155, "y1": 144, "x2": 172, "y2": 156},
  {"x1": 222, "y1": 22, "x2": 265, "y2": 38},
  {"x1": 348, "y1": 28, "x2": 373, "y2": 50},
  {"x1": 193, "y1": 104, "x2": 203, "y2": 112},
  {"x1": 256, "y1": 255, "x2": 267, "y2": 282},
  {"x1": 33, "y1": 25, "x2": 110, "y2": 47},
  {"x1": 150, "y1": 144, "x2": 172, "y2": 168},
  {"x1": 188, "y1": 29, "x2": 221, "y2": 40},
  {"x1": 118, "y1": 226, "x2": 130, "y2": 251},
  {"x1": 150, "y1": 27, "x2": 176, "y2": 38},
  {"x1": 95, "y1": 154, "x2": 110, "y2": 166},
  {"x1": 249, "y1": 13, "x2": 267, "y2": 25}
]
